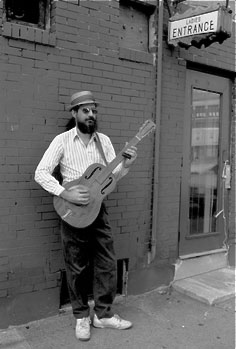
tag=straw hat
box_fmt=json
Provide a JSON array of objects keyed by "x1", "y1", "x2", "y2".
[{"x1": 68, "y1": 91, "x2": 99, "y2": 111}]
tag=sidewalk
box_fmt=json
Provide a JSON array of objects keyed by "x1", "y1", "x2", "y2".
[{"x1": 0, "y1": 288, "x2": 235, "y2": 349}]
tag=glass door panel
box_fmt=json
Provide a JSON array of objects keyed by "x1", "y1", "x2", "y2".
[
  {"x1": 189, "y1": 89, "x2": 220, "y2": 235},
  {"x1": 179, "y1": 70, "x2": 230, "y2": 256}
]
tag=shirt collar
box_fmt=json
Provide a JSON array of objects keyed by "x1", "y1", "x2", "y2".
[
  {"x1": 72, "y1": 127, "x2": 97, "y2": 142},
  {"x1": 72, "y1": 127, "x2": 78, "y2": 140}
]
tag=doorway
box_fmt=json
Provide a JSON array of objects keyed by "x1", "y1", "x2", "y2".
[{"x1": 179, "y1": 70, "x2": 231, "y2": 256}]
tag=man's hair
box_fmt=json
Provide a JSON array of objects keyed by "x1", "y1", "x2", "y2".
[
  {"x1": 71, "y1": 105, "x2": 80, "y2": 112},
  {"x1": 66, "y1": 117, "x2": 76, "y2": 130}
]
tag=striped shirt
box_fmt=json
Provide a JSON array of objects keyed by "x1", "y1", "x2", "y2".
[{"x1": 35, "y1": 127, "x2": 128, "y2": 196}]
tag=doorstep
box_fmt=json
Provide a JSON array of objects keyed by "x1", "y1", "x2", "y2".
[{"x1": 172, "y1": 267, "x2": 235, "y2": 305}]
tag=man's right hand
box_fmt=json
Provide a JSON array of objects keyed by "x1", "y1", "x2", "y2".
[{"x1": 60, "y1": 185, "x2": 90, "y2": 205}]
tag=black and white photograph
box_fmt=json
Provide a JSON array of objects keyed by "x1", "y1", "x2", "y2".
[{"x1": 0, "y1": 0, "x2": 235, "y2": 348}]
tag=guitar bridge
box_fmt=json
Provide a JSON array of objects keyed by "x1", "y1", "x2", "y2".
[{"x1": 62, "y1": 209, "x2": 73, "y2": 219}]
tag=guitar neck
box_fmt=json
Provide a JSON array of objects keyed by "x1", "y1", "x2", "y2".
[{"x1": 97, "y1": 135, "x2": 141, "y2": 183}]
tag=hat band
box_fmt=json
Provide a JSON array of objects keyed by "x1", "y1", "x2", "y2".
[{"x1": 71, "y1": 95, "x2": 95, "y2": 107}]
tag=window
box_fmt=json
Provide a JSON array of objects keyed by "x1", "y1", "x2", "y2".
[
  {"x1": 3, "y1": 0, "x2": 55, "y2": 46},
  {"x1": 4, "y1": 0, "x2": 50, "y2": 29},
  {"x1": 119, "y1": 0, "x2": 155, "y2": 52}
]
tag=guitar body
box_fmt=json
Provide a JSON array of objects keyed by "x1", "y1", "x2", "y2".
[
  {"x1": 53, "y1": 163, "x2": 117, "y2": 228},
  {"x1": 53, "y1": 119, "x2": 156, "y2": 228}
]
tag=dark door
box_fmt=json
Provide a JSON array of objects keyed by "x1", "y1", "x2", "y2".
[{"x1": 179, "y1": 70, "x2": 231, "y2": 256}]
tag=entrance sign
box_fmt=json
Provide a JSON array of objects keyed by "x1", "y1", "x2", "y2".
[
  {"x1": 168, "y1": 4, "x2": 233, "y2": 49},
  {"x1": 169, "y1": 11, "x2": 218, "y2": 41}
]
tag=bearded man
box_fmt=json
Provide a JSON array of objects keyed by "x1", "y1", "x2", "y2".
[{"x1": 35, "y1": 91, "x2": 137, "y2": 341}]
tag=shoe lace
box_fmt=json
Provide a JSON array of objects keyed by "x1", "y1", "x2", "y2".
[
  {"x1": 79, "y1": 317, "x2": 91, "y2": 329},
  {"x1": 113, "y1": 314, "x2": 122, "y2": 323}
]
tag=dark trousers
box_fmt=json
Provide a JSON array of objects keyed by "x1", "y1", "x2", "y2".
[{"x1": 60, "y1": 204, "x2": 117, "y2": 319}]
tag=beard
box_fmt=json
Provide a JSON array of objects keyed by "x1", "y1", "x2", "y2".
[{"x1": 76, "y1": 117, "x2": 98, "y2": 134}]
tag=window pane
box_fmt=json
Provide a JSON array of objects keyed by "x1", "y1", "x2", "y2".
[
  {"x1": 5, "y1": 0, "x2": 46, "y2": 28},
  {"x1": 189, "y1": 89, "x2": 220, "y2": 235}
]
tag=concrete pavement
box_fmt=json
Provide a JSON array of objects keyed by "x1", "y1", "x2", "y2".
[
  {"x1": 0, "y1": 287, "x2": 235, "y2": 349},
  {"x1": 173, "y1": 267, "x2": 235, "y2": 305}
]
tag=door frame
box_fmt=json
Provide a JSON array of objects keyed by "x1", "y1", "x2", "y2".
[{"x1": 179, "y1": 69, "x2": 231, "y2": 256}]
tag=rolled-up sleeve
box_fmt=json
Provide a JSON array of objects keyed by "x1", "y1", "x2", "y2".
[{"x1": 35, "y1": 135, "x2": 65, "y2": 196}]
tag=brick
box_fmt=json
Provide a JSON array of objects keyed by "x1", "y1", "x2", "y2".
[
  {"x1": 49, "y1": 33, "x2": 56, "y2": 46},
  {"x1": 81, "y1": 0, "x2": 100, "y2": 10},
  {"x1": 82, "y1": 67, "x2": 102, "y2": 77},
  {"x1": 55, "y1": 7, "x2": 79, "y2": 20},
  {"x1": 0, "y1": 257, "x2": 9, "y2": 266},
  {"x1": 48, "y1": 54, "x2": 70, "y2": 64}
]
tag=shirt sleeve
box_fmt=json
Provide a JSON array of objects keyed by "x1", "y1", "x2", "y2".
[
  {"x1": 34, "y1": 135, "x2": 65, "y2": 196},
  {"x1": 104, "y1": 136, "x2": 129, "y2": 181}
]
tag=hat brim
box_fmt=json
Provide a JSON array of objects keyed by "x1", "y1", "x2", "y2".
[{"x1": 67, "y1": 99, "x2": 99, "y2": 111}]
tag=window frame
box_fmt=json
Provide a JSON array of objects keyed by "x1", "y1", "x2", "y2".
[
  {"x1": 2, "y1": 0, "x2": 55, "y2": 46},
  {"x1": 119, "y1": 0, "x2": 156, "y2": 63},
  {"x1": 3, "y1": 0, "x2": 51, "y2": 30}
]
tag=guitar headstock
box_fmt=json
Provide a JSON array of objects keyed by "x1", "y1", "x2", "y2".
[{"x1": 136, "y1": 120, "x2": 156, "y2": 140}]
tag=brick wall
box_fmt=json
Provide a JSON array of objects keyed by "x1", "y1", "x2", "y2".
[{"x1": 0, "y1": 0, "x2": 156, "y2": 307}]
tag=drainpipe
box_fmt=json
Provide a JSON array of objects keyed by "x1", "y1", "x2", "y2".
[{"x1": 148, "y1": 0, "x2": 164, "y2": 263}]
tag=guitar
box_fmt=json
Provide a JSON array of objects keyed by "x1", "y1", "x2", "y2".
[{"x1": 53, "y1": 120, "x2": 156, "y2": 228}]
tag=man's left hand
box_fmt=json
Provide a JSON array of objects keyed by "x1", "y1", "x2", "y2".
[{"x1": 122, "y1": 145, "x2": 137, "y2": 168}]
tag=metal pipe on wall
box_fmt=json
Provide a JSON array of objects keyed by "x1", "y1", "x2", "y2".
[{"x1": 148, "y1": 0, "x2": 164, "y2": 263}]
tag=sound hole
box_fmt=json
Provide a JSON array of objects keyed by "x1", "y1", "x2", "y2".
[
  {"x1": 101, "y1": 177, "x2": 113, "y2": 195},
  {"x1": 85, "y1": 166, "x2": 102, "y2": 180}
]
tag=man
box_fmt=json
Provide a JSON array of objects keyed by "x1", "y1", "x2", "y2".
[{"x1": 35, "y1": 91, "x2": 137, "y2": 341}]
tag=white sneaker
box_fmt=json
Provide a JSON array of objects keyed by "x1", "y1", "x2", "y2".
[
  {"x1": 93, "y1": 313, "x2": 132, "y2": 330},
  {"x1": 75, "y1": 317, "x2": 91, "y2": 341}
]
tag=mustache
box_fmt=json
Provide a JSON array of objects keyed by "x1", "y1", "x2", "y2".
[{"x1": 86, "y1": 116, "x2": 96, "y2": 121}]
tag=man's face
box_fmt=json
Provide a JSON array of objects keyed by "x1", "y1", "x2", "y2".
[{"x1": 72, "y1": 103, "x2": 98, "y2": 134}]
